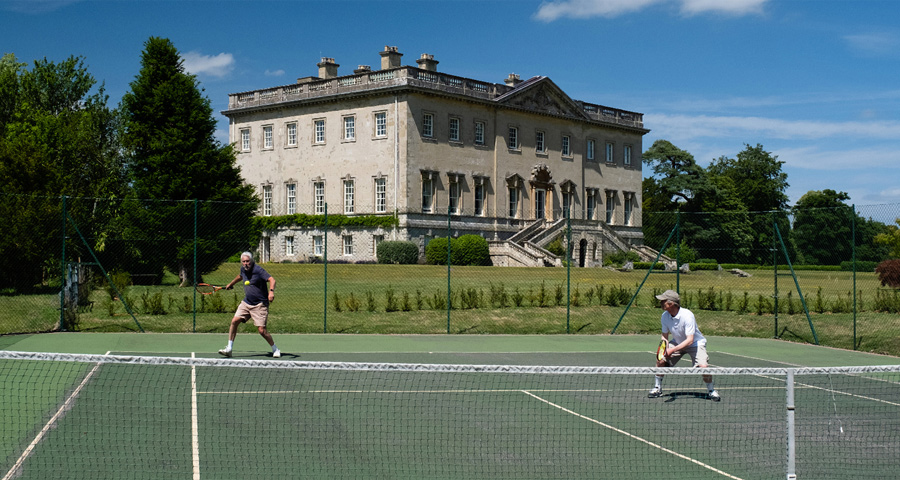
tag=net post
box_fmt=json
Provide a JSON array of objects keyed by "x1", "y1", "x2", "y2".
[{"x1": 786, "y1": 369, "x2": 797, "y2": 480}]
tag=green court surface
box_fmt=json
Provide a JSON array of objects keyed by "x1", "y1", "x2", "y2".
[{"x1": 2, "y1": 334, "x2": 899, "y2": 479}]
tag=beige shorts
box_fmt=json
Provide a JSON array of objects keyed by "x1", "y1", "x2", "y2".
[
  {"x1": 233, "y1": 301, "x2": 268, "y2": 327},
  {"x1": 668, "y1": 344, "x2": 709, "y2": 367}
]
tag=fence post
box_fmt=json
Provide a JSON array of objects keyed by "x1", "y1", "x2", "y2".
[
  {"x1": 193, "y1": 199, "x2": 198, "y2": 333},
  {"x1": 447, "y1": 205, "x2": 451, "y2": 334},
  {"x1": 852, "y1": 204, "x2": 857, "y2": 350},
  {"x1": 324, "y1": 203, "x2": 328, "y2": 334},
  {"x1": 59, "y1": 195, "x2": 67, "y2": 331},
  {"x1": 566, "y1": 208, "x2": 571, "y2": 334},
  {"x1": 774, "y1": 212, "x2": 779, "y2": 339}
]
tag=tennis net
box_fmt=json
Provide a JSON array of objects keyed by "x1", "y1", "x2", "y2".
[{"x1": 1, "y1": 351, "x2": 898, "y2": 479}]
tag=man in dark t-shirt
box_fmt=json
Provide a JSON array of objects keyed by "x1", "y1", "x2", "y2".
[{"x1": 217, "y1": 252, "x2": 281, "y2": 358}]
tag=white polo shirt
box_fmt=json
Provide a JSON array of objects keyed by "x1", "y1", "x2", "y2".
[{"x1": 661, "y1": 306, "x2": 706, "y2": 348}]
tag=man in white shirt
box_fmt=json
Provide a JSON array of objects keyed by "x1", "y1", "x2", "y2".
[{"x1": 648, "y1": 290, "x2": 721, "y2": 401}]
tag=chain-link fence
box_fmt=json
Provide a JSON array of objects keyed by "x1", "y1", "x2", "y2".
[{"x1": 2, "y1": 193, "x2": 898, "y2": 356}]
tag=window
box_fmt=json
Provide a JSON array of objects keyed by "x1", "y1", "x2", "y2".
[
  {"x1": 285, "y1": 236, "x2": 295, "y2": 256},
  {"x1": 561, "y1": 135, "x2": 571, "y2": 157},
  {"x1": 606, "y1": 190, "x2": 616, "y2": 224},
  {"x1": 375, "y1": 178, "x2": 386, "y2": 213},
  {"x1": 587, "y1": 140, "x2": 595, "y2": 161},
  {"x1": 286, "y1": 123, "x2": 297, "y2": 146},
  {"x1": 286, "y1": 183, "x2": 296, "y2": 214},
  {"x1": 262, "y1": 185, "x2": 272, "y2": 216},
  {"x1": 263, "y1": 125, "x2": 273, "y2": 149},
  {"x1": 535, "y1": 189, "x2": 546, "y2": 219},
  {"x1": 449, "y1": 117, "x2": 460, "y2": 142},
  {"x1": 375, "y1": 112, "x2": 387, "y2": 137},
  {"x1": 314, "y1": 181, "x2": 325, "y2": 215},
  {"x1": 448, "y1": 175, "x2": 460, "y2": 214},
  {"x1": 624, "y1": 145, "x2": 633, "y2": 166},
  {"x1": 343, "y1": 115, "x2": 355, "y2": 141},
  {"x1": 474, "y1": 121, "x2": 485, "y2": 145},
  {"x1": 422, "y1": 176, "x2": 434, "y2": 213},
  {"x1": 586, "y1": 189, "x2": 597, "y2": 220},
  {"x1": 343, "y1": 235, "x2": 353, "y2": 256},
  {"x1": 624, "y1": 192, "x2": 634, "y2": 226},
  {"x1": 343, "y1": 180, "x2": 355, "y2": 214},
  {"x1": 314, "y1": 119, "x2": 325, "y2": 144},
  {"x1": 535, "y1": 131, "x2": 545, "y2": 153},
  {"x1": 507, "y1": 127, "x2": 518, "y2": 150},
  {"x1": 474, "y1": 181, "x2": 484, "y2": 216},
  {"x1": 241, "y1": 129, "x2": 250, "y2": 151},
  {"x1": 562, "y1": 191, "x2": 572, "y2": 217},
  {"x1": 508, "y1": 186, "x2": 519, "y2": 218},
  {"x1": 373, "y1": 235, "x2": 384, "y2": 256},
  {"x1": 423, "y1": 113, "x2": 434, "y2": 138},
  {"x1": 313, "y1": 236, "x2": 323, "y2": 256},
  {"x1": 606, "y1": 142, "x2": 614, "y2": 163}
]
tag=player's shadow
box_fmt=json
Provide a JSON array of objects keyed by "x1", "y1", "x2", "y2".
[
  {"x1": 244, "y1": 352, "x2": 301, "y2": 359},
  {"x1": 664, "y1": 391, "x2": 713, "y2": 402}
]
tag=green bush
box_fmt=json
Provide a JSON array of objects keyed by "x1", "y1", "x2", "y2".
[
  {"x1": 377, "y1": 241, "x2": 420, "y2": 264},
  {"x1": 603, "y1": 250, "x2": 640, "y2": 267},
  {"x1": 634, "y1": 262, "x2": 665, "y2": 270},
  {"x1": 691, "y1": 263, "x2": 720, "y2": 271},
  {"x1": 664, "y1": 239, "x2": 697, "y2": 264},
  {"x1": 426, "y1": 235, "x2": 491, "y2": 266},
  {"x1": 545, "y1": 236, "x2": 565, "y2": 256},
  {"x1": 425, "y1": 238, "x2": 450, "y2": 265},
  {"x1": 454, "y1": 235, "x2": 491, "y2": 266},
  {"x1": 840, "y1": 261, "x2": 878, "y2": 272}
]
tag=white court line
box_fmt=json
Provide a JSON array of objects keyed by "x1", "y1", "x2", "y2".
[
  {"x1": 191, "y1": 352, "x2": 200, "y2": 480},
  {"x1": 521, "y1": 390, "x2": 744, "y2": 480},
  {"x1": 2, "y1": 351, "x2": 110, "y2": 480}
]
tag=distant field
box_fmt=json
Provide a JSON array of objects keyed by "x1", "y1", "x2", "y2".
[{"x1": 2, "y1": 263, "x2": 897, "y2": 355}]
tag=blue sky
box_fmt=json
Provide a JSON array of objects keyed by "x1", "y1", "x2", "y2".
[{"x1": 3, "y1": 0, "x2": 899, "y2": 207}]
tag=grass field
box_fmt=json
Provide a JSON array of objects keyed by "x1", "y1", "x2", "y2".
[{"x1": 3, "y1": 263, "x2": 899, "y2": 355}]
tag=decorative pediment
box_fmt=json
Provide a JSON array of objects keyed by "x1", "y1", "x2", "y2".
[
  {"x1": 530, "y1": 163, "x2": 555, "y2": 187},
  {"x1": 496, "y1": 77, "x2": 589, "y2": 120}
]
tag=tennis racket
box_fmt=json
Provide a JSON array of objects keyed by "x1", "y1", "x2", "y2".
[
  {"x1": 196, "y1": 283, "x2": 224, "y2": 295},
  {"x1": 656, "y1": 339, "x2": 668, "y2": 362}
]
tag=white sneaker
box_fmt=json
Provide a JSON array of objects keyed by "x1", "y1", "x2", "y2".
[
  {"x1": 218, "y1": 348, "x2": 232, "y2": 358},
  {"x1": 272, "y1": 349, "x2": 281, "y2": 358},
  {"x1": 708, "y1": 390, "x2": 722, "y2": 402},
  {"x1": 648, "y1": 387, "x2": 663, "y2": 398}
]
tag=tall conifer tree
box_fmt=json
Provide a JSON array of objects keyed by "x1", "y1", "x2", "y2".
[{"x1": 119, "y1": 37, "x2": 258, "y2": 285}]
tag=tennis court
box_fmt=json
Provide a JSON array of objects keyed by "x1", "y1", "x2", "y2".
[{"x1": 2, "y1": 334, "x2": 899, "y2": 479}]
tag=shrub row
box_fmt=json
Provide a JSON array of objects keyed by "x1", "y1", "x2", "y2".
[{"x1": 425, "y1": 235, "x2": 491, "y2": 266}]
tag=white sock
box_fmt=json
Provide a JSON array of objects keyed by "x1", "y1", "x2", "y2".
[
  {"x1": 271, "y1": 344, "x2": 278, "y2": 352},
  {"x1": 654, "y1": 376, "x2": 663, "y2": 389},
  {"x1": 227, "y1": 340, "x2": 234, "y2": 350}
]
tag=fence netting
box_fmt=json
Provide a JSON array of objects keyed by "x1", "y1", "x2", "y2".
[{"x1": 1, "y1": 193, "x2": 898, "y2": 356}]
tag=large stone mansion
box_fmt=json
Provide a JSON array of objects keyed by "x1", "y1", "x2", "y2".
[{"x1": 222, "y1": 46, "x2": 649, "y2": 267}]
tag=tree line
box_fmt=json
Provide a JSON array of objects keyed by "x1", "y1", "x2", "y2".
[
  {"x1": 641, "y1": 140, "x2": 898, "y2": 269},
  {"x1": 0, "y1": 37, "x2": 257, "y2": 291}
]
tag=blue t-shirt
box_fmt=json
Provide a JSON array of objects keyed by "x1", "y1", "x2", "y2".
[{"x1": 240, "y1": 263, "x2": 271, "y2": 306}]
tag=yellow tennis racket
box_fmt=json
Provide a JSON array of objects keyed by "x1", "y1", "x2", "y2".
[{"x1": 656, "y1": 339, "x2": 668, "y2": 362}]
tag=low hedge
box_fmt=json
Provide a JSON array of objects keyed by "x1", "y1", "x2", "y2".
[{"x1": 376, "y1": 241, "x2": 419, "y2": 264}]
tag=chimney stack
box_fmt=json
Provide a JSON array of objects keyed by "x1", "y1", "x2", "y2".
[
  {"x1": 416, "y1": 53, "x2": 439, "y2": 72},
  {"x1": 354, "y1": 65, "x2": 372, "y2": 74},
  {"x1": 317, "y1": 57, "x2": 339, "y2": 79},
  {"x1": 505, "y1": 73, "x2": 522, "y2": 87},
  {"x1": 380, "y1": 46, "x2": 403, "y2": 70}
]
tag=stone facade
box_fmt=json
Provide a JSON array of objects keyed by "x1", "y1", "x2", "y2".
[{"x1": 223, "y1": 47, "x2": 649, "y2": 265}]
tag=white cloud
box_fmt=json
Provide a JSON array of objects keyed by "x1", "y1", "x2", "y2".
[
  {"x1": 182, "y1": 51, "x2": 235, "y2": 78},
  {"x1": 678, "y1": 0, "x2": 767, "y2": 16},
  {"x1": 648, "y1": 113, "x2": 900, "y2": 142},
  {"x1": 265, "y1": 69, "x2": 285, "y2": 77},
  {"x1": 534, "y1": 0, "x2": 660, "y2": 21},
  {"x1": 534, "y1": 0, "x2": 767, "y2": 21},
  {"x1": 774, "y1": 146, "x2": 900, "y2": 171},
  {"x1": 843, "y1": 32, "x2": 900, "y2": 57},
  {"x1": 1, "y1": 0, "x2": 78, "y2": 14}
]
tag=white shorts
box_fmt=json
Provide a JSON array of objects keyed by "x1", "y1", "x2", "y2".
[{"x1": 667, "y1": 344, "x2": 709, "y2": 367}]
